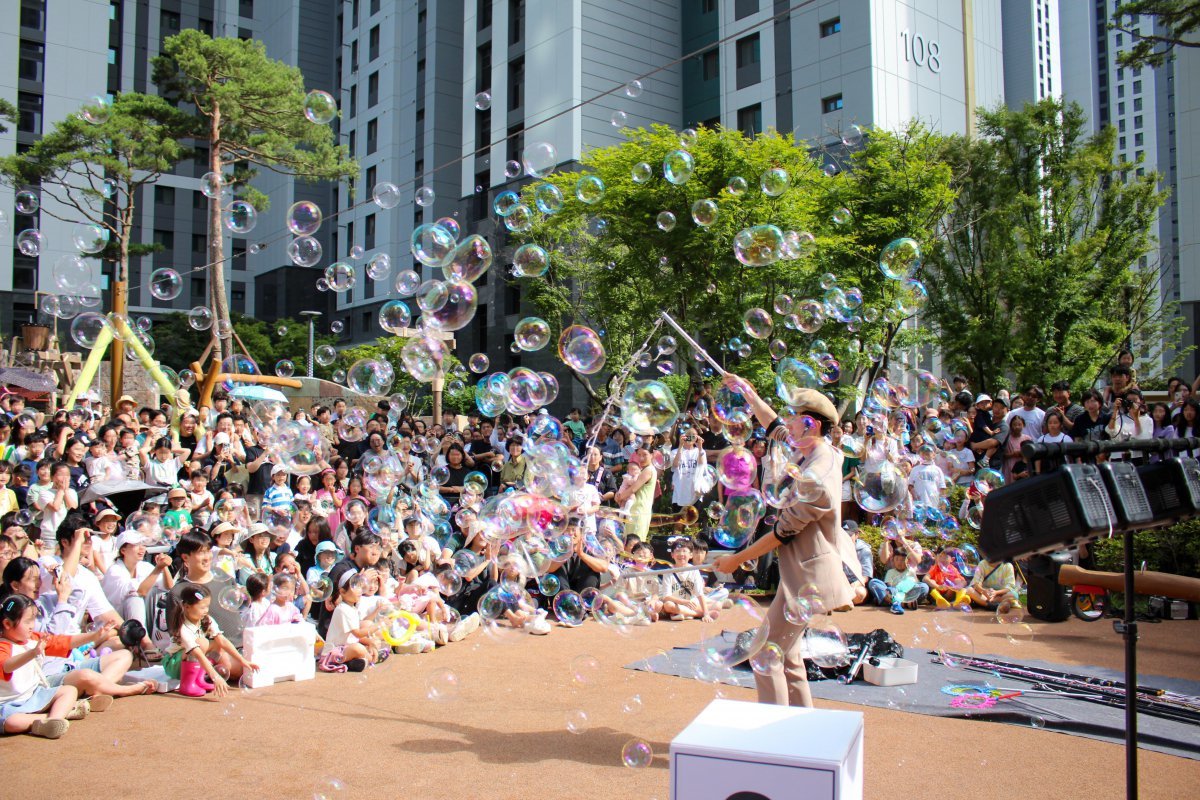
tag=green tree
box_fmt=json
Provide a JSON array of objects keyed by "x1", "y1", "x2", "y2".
[
  {"x1": 515, "y1": 123, "x2": 954, "y2": 412},
  {"x1": 1112, "y1": 0, "x2": 1200, "y2": 68},
  {"x1": 153, "y1": 30, "x2": 356, "y2": 360},
  {"x1": 338, "y1": 336, "x2": 473, "y2": 416},
  {"x1": 0, "y1": 93, "x2": 192, "y2": 405},
  {"x1": 923, "y1": 99, "x2": 1172, "y2": 393},
  {"x1": 150, "y1": 312, "x2": 338, "y2": 378},
  {"x1": 0, "y1": 98, "x2": 17, "y2": 134}
]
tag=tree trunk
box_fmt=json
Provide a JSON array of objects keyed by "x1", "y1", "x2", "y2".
[
  {"x1": 207, "y1": 106, "x2": 232, "y2": 361},
  {"x1": 109, "y1": 203, "x2": 130, "y2": 412}
]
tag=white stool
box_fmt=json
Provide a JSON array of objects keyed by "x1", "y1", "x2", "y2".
[
  {"x1": 241, "y1": 623, "x2": 317, "y2": 689},
  {"x1": 670, "y1": 699, "x2": 864, "y2": 800}
]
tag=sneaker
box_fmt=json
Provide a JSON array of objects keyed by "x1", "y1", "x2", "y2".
[
  {"x1": 31, "y1": 719, "x2": 70, "y2": 739},
  {"x1": 392, "y1": 636, "x2": 436, "y2": 655},
  {"x1": 66, "y1": 701, "x2": 90, "y2": 721},
  {"x1": 449, "y1": 612, "x2": 481, "y2": 642},
  {"x1": 429, "y1": 623, "x2": 449, "y2": 647},
  {"x1": 890, "y1": 603, "x2": 905, "y2": 615},
  {"x1": 527, "y1": 617, "x2": 551, "y2": 635},
  {"x1": 978, "y1": 456, "x2": 990, "y2": 468}
]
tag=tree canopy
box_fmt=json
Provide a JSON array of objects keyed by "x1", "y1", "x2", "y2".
[{"x1": 1112, "y1": 0, "x2": 1200, "y2": 68}]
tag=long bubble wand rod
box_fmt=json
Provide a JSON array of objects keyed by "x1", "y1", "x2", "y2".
[
  {"x1": 583, "y1": 317, "x2": 665, "y2": 453},
  {"x1": 659, "y1": 312, "x2": 726, "y2": 377}
]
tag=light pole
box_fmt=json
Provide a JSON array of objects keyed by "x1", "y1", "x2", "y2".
[{"x1": 299, "y1": 311, "x2": 322, "y2": 378}]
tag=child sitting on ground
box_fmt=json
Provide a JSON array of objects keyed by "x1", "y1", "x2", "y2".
[
  {"x1": 924, "y1": 547, "x2": 971, "y2": 608},
  {"x1": 322, "y1": 571, "x2": 384, "y2": 671},
  {"x1": 868, "y1": 551, "x2": 930, "y2": 614},
  {"x1": 660, "y1": 538, "x2": 712, "y2": 621},
  {"x1": 967, "y1": 557, "x2": 1021, "y2": 611},
  {"x1": 256, "y1": 573, "x2": 304, "y2": 625},
  {"x1": 240, "y1": 573, "x2": 272, "y2": 628},
  {"x1": 165, "y1": 584, "x2": 258, "y2": 697}
]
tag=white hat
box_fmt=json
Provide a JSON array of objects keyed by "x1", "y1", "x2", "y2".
[
  {"x1": 214, "y1": 432, "x2": 232, "y2": 446},
  {"x1": 94, "y1": 507, "x2": 121, "y2": 523},
  {"x1": 115, "y1": 531, "x2": 149, "y2": 549},
  {"x1": 974, "y1": 394, "x2": 992, "y2": 405}
]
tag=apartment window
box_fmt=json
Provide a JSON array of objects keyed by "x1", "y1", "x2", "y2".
[
  {"x1": 17, "y1": 92, "x2": 41, "y2": 134},
  {"x1": 350, "y1": 41, "x2": 359, "y2": 73},
  {"x1": 365, "y1": 165, "x2": 377, "y2": 193},
  {"x1": 365, "y1": 213, "x2": 376, "y2": 250},
  {"x1": 156, "y1": 186, "x2": 175, "y2": 206},
  {"x1": 346, "y1": 222, "x2": 354, "y2": 258},
  {"x1": 1133, "y1": 98, "x2": 1142, "y2": 112},
  {"x1": 1135, "y1": 150, "x2": 1143, "y2": 161},
  {"x1": 348, "y1": 130, "x2": 356, "y2": 156},
  {"x1": 702, "y1": 49, "x2": 719, "y2": 81},
  {"x1": 368, "y1": 72, "x2": 379, "y2": 107},
  {"x1": 1132, "y1": 66, "x2": 1142, "y2": 77},
  {"x1": 734, "y1": 0, "x2": 759, "y2": 20},
  {"x1": 20, "y1": 3, "x2": 44, "y2": 30},
  {"x1": 822, "y1": 94, "x2": 844, "y2": 113},
  {"x1": 1119, "y1": 136, "x2": 1127, "y2": 149},
  {"x1": 191, "y1": 278, "x2": 205, "y2": 301},
  {"x1": 737, "y1": 104, "x2": 762, "y2": 137},
  {"x1": 418, "y1": 9, "x2": 426, "y2": 26},
  {"x1": 192, "y1": 234, "x2": 206, "y2": 254},
  {"x1": 477, "y1": 43, "x2": 492, "y2": 93},
  {"x1": 362, "y1": 310, "x2": 372, "y2": 329},
  {"x1": 509, "y1": 0, "x2": 524, "y2": 45},
  {"x1": 820, "y1": 18, "x2": 841, "y2": 37},
  {"x1": 477, "y1": 0, "x2": 492, "y2": 29},
  {"x1": 736, "y1": 34, "x2": 760, "y2": 68},
  {"x1": 192, "y1": 191, "x2": 207, "y2": 210},
  {"x1": 415, "y1": 159, "x2": 424, "y2": 177},
  {"x1": 506, "y1": 124, "x2": 523, "y2": 167},
  {"x1": 18, "y1": 41, "x2": 44, "y2": 82},
  {"x1": 1115, "y1": 33, "x2": 1123, "y2": 46},
  {"x1": 154, "y1": 229, "x2": 175, "y2": 251},
  {"x1": 369, "y1": 25, "x2": 379, "y2": 61},
  {"x1": 352, "y1": 0, "x2": 359, "y2": 24},
  {"x1": 417, "y1": 58, "x2": 426, "y2": 74},
  {"x1": 160, "y1": 10, "x2": 180, "y2": 33},
  {"x1": 349, "y1": 85, "x2": 357, "y2": 118},
  {"x1": 1117, "y1": 67, "x2": 1125, "y2": 80},
  {"x1": 1134, "y1": 114, "x2": 1143, "y2": 128},
  {"x1": 509, "y1": 58, "x2": 524, "y2": 111},
  {"x1": 366, "y1": 118, "x2": 378, "y2": 155},
  {"x1": 1118, "y1": 84, "x2": 1125, "y2": 98},
  {"x1": 1119, "y1": 119, "x2": 1126, "y2": 132},
  {"x1": 1118, "y1": 101, "x2": 1126, "y2": 115},
  {"x1": 1134, "y1": 133, "x2": 1144, "y2": 146},
  {"x1": 1133, "y1": 79, "x2": 1142, "y2": 93},
  {"x1": 701, "y1": 0, "x2": 717, "y2": 13},
  {"x1": 477, "y1": 109, "x2": 491, "y2": 149},
  {"x1": 232, "y1": 283, "x2": 246, "y2": 313},
  {"x1": 239, "y1": 0, "x2": 254, "y2": 18},
  {"x1": 415, "y1": 108, "x2": 424, "y2": 125},
  {"x1": 232, "y1": 240, "x2": 246, "y2": 270},
  {"x1": 238, "y1": 27, "x2": 252, "y2": 41},
  {"x1": 370, "y1": 0, "x2": 380, "y2": 14}
]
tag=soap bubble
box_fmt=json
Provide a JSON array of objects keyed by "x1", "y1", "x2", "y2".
[
  {"x1": 224, "y1": 200, "x2": 257, "y2": 234},
  {"x1": 324, "y1": 262, "x2": 355, "y2": 292},
  {"x1": 679, "y1": 127, "x2": 698, "y2": 147},
  {"x1": 504, "y1": 159, "x2": 522, "y2": 178},
  {"x1": 218, "y1": 585, "x2": 249, "y2": 613},
  {"x1": 372, "y1": 181, "x2": 402, "y2": 209},
  {"x1": 558, "y1": 325, "x2": 606, "y2": 374},
  {"x1": 662, "y1": 149, "x2": 694, "y2": 185},
  {"x1": 656, "y1": 211, "x2": 676, "y2": 232},
  {"x1": 620, "y1": 380, "x2": 679, "y2": 435},
  {"x1": 656, "y1": 335, "x2": 677, "y2": 356},
  {"x1": 415, "y1": 186, "x2": 435, "y2": 207},
  {"x1": 16, "y1": 229, "x2": 45, "y2": 257},
  {"x1": 621, "y1": 738, "x2": 653, "y2": 768},
  {"x1": 80, "y1": 95, "x2": 111, "y2": 124},
  {"x1": 691, "y1": 198, "x2": 718, "y2": 227},
  {"x1": 215, "y1": 319, "x2": 233, "y2": 340},
  {"x1": 54, "y1": 255, "x2": 90, "y2": 290},
  {"x1": 841, "y1": 124, "x2": 864, "y2": 147},
  {"x1": 378, "y1": 300, "x2": 412, "y2": 333},
  {"x1": 69, "y1": 313, "x2": 111, "y2": 348},
  {"x1": 750, "y1": 642, "x2": 785, "y2": 675},
  {"x1": 775, "y1": 358, "x2": 819, "y2": 405},
  {"x1": 366, "y1": 253, "x2": 391, "y2": 281},
  {"x1": 565, "y1": 709, "x2": 589, "y2": 734},
  {"x1": 935, "y1": 629, "x2": 974, "y2": 669},
  {"x1": 188, "y1": 306, "x2": 214, "y2": 331},
  {"x1": 631, "y1": 162, "x2": 652, "y2": 183},
  {"x1": 287, "y1": 236, "x2": 322, "y2": 267},
  {"x1": 474, "y1": 90, "x2": 492, "y2": 110},
  {"x1": 502, "y1": 205, "x2": 534, "y2": 232},
  {"x1": 879, "y1": 237, "x2": 921, "y2": 280},
  {"x1": 726, "y1": 175, "x2": 748, "y2": 195},
  {"x1": 522, "y1": 141, "x2": 558, "y2": 178},
  {"x1": 423, "y1": 281, "x2": 477, "y2": 332},
  {"x1": 832, "y1": 206, "x2": 852, "y2": 225},
  {"x1": 514, "y1": 317, "x2": 551, "y2": 351},
  {"x1": 493, "y1": 191, "x2": 521, "y2": 218},
  {"x1": 760, "y1": 167, "x2": 790, "y2": 196},
  {"x1": 853, "y1": 461, "x2": 909, "y2": 514},
  {"x1": 287, "y1": 201, "x2": 322, "y2": 236},
  {"x1": 792, "y1": 300, "x2": 824, "y2": 333},
  {"x1": 14, "y1": 190, "x2": 39, "y2": 215},
  {"x1": 72, "y1": 223, "x2": 109, "y2": 254},
  {"x1": 315, "y1": 345, "x2": 337, "y2": 366},
  {"x1": 742, "y1": 308, "x2": 773, "y2": 339},
  {"x1": 571, "y1": 654, "x2": 600, "y2": 685},
  {"x1": 411, "y1": 223, "x2": 455, "y2": 267},
  {"x1": 733, "y1": 225, "x2": 783, "y2": 266},
  {"x1": 624, "y1": 79, "x2": 643, "y2": 98},
  {"x1": 552, "y1": 591, "x2": 586, "y2": 625},
  {"x1": 149, "y1": 268, "x2": 182, "y2": 301},
  {"x1": 304, "y1": 90, "x2": 338, "y2": 124},
  {"x1": 610, "y1": 110, "x2": 628, "y2": 127},
  {"x1": 395, "y1": 270, "x2": 421, "y2": 296},
  {"x1": 199, "y1": 172, "x2": 227, "y2": 200},
  {"x1": 803, "y1": 616, "x2": 851, "y2": 668},
  {"x1": 468, "y1": 353, "x2": 490, "y2": 373},
  {"x1": 513, "y1": 243, "x2": 549, "y2": 277},
  {"x1": 575, "y1": 175, "x2": 605, "y2": 204},
  {"x1": 442, "y1": 234, "x2": 493, "y2": 282}
]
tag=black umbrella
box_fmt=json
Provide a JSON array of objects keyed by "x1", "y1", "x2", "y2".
[{"x1": 79, "y1": 480, "x2": 167, "y2": 516}]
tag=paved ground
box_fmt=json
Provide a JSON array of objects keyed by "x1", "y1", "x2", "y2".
[{"x1": 6, "y1": 603, "x2": 1198, "y2": 800}]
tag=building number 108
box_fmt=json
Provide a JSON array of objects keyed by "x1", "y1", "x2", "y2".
[{"x1": 900, "y1": 29, "x2": 941, "y2": 73}]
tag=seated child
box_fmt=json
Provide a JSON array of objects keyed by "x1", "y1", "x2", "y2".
[
  {"x1": 867, "y1": 552, "x2": 930, "y2": 614},
  {"x1": 966, "y1": 557, "x2": 1021, "y2": 611},
  {"x1": 924, "y1": 547, "x2": 971, "y2": 608},
  {"x1": 305, "y1": 541, "x2": 339, "y2": 587},
  {"x1": 660, "y1": 538, "x2": 712, "y2": 621},
  {"x1": 240, "y1": 573, "x2": 272, "y2": 627},
  {"x1": 256, "y1": 574, "x2": 304, "y2": 625}
]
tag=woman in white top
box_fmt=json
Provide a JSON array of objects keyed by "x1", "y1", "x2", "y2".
[
  {"x1": 101, "y1": 531, "x2": 174, "y2": 627},
  {"x1": 139, "y1": 436, "x2": 187, "y2": 490},
  {"x1": 1034, "y1": 409, "x2": 1074, "y2": 474},
  {"x1": 1106, "y1": 392, "x2": 1154, "y2": 464},
  {"x1": 670, "y1": 429, "x2": 706, "y2": 508}
]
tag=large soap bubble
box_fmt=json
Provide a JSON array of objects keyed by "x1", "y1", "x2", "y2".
[
  {"x1": 557, "y1": 325, "x2": 606, "y2": 374},
  {"x1": 853, "y1": 460, "x2": 909, "y2": 514},
  {"x1": 620, "y1": 380, "x2": 679, "y2": 435}
]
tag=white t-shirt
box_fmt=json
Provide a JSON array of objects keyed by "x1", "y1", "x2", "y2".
[
  {"x1": 86, "y1": 455, "x2": 126, "y2": 483},
  {"x1": 144, "y1": 456, "x2": 182, "y2": 487},
  {"x1": 31, "y1": 484, "x2": 76, "y2": 546},
  {"x1": 168, "y1": 615, "x2": 222, "y2": 657},
  {"x1": 40, "y1": 560, "x2": 114, "y2": 621},
  {"x1": 325, "y1": 602, "x2": 361, "y2": 648},
  {"x1": 909, "y1": 462, "x2": 948, "y2": 508},
  {"x1": 91, "y1": 534, "x2": 118, "y2": 572},
  {"x1": 569, "y1": 483, "x2": 601, "y2": 534},
  {"x1": 1006, "y1": 407, "x2": 1046, "y2": 440},
  {"x1": 1037, "y1": 433, "x2": 1073, "y2": 445},
  {"x1": 101, "y1": 559, "x2": 158, "y2": 611}
]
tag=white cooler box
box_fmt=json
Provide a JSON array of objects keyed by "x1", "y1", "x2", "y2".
[
  {"x1": 670, "y1": 699, "x2": 863, "y2": 800},
  {"x1": 242, "y1": 622, "x2": 317, "y2": 689}
]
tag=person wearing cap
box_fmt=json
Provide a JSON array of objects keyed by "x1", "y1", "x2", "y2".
[
  {"x1": 237, "y1": 523, "x2": 275, "y2": 579},
  {"x1": 115, "y1": 395, "x2": 137, "y2": 417},
  {"x1": 100, "y1": 530, "x2": 175, "y2": 630},
  {"x1": 711, "y1": 373, "x2": 861, "y2": 709},
  {"x1": 306, "y1": 540, "x2": 340, "y2": 586},
  {"x1": 967, "y1": 394, "x2": 999, "y2": 468},
  {"x1": 262, "y1": 464, "x2": 294, "y2": 513},
  {"x1": 163, "y1": 487, "x2": 193, "y2": 538},
  {"x1": 90, "y1": 507, "x2": 122, "y2": 576}
]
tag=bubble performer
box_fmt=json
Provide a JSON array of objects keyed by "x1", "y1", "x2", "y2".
[{"x1": 711, "y1": 373, "x2": 862, "y2": 708}]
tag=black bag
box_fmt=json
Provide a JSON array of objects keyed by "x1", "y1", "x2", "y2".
[{"x1": 118, "y1": 619, "x2": 146, "y2": 649}]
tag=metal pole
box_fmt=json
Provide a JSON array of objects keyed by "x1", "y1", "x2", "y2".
[{"x1": 307, "y1": 316, "x2": 315, "y2": 378}]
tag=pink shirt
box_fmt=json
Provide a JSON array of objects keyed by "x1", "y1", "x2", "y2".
[{"x1": 257, "y1": 602, "x2": 303, "y2": 626}]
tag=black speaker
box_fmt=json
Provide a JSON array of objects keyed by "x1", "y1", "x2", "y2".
[
  {"x1": 980, "y1": 464, "x2": 1116, "y2": 561},
  {"x1": 1025, "y1": 554, "x2": 1071, "y2": 622},
  {"x1": 1137, "y1": 457, "x2": 1200, "y2": 523}
]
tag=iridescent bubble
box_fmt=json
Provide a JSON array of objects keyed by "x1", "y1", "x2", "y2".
[
  {"x1": 662, "y1": 150, "x2": 694, "y2": 185},
  {"x1": 287, "y1": 236, "x2": 322, "y2": 267},
  {"x1": 513, "y1": 243, "x2": 549, "y2": 277},
  {"x1": 69, "y1": 313, "x2": 111, "y2": 348},
  {"x1": 275, "y1": 359, "x2": 295, "y2": 378},
  {"x1": 149, "y1": 268, "x2": 182, "y2": 301},
  {"x1": 853, "y1": 460, "x2": 909, "y2": 514},
  {"x1": 691, "y1": 199, "x2": 718, "y2": 227},
  {"x1": 468, "y1": 353, "x2": 490, "y2": 373},
  {"x1": 402, "y1": 337, "x2": 445, "y2": 383},
  {"x1": 411, "y1": 223, "x2": 455, "y2": 267},
  {"x1": 71, "y1": 223, "x2": 109, "y2": 254},
  {"x1": 366, "y1": 253, "x2": 391, "y2": 281},
  {"x1": 575, "y1": 175, "x2": 605, "y2": 204},
  {"x1": 378, "y1": 300, "x2": 412, "y2": 333},
  {"x1": 188, "y1": 306, "x2": 214, "y2": 331},
  {"x1": 935, "y1": 629, "x2": 974, "y2": 669},
  {"x1": 773, "y1": 294, "x2": 794, "y2": 315},
  {"x1": 534, "y1": 183, "x2": 564, "y2": 215},
  {"x1": 504, "y1": 159, "x2": 522, "y2": 178},
  {"x1": 624, "y1": 79, "x2": 643, "y2": 98},
  {"x1": 522, "y1": 141, "x2": 558, "y2": 178},
  {"x1": 223, "y1": 200, "x2": 257, "y2": 234},
  {"x1": 442, "y1": 234, "x2": 493, "y2": 282},
  {"x1": 733, "y1": 225, "x2": 783, "y2": 266},
  {"x1": 424, "y1": 281, "x2": 477, "y2": 332},
  {"x1": 304, "y1": 90, "x2": 338, "y2": 124},
  {"x1": 394, "y1": 270, "x2": 421, "y2": 296},
  {"x1": 503, "y1": 204, "x2": 534, "y2": 232},
  {"x1": 493, "y1": 191, "x2": 521, "y2": 217},
  {"x1": 630, "y1": 162, "x2": 652, "y2": 183},
  {"x1": 514, "y1": 317, "x2": 551, "y2": 351},
  {"x1": 474, "y1": 90, "x2": 492, "y2": 110},
  {"x1": 54, "y1": 255, "x2": 90, "y2": 290},
  {"x1": 315, "y1": 344, "x2": 337, "y2": 366},
  {"x1": 287, "y1": 201, "x2": 322, "y2": 236},
  {"x1": 557, "y1": 325, "x2": 606, "y2": 374},
  {"x1": 620, "y1": 380, "x2": 679, "y2": 435},
  {"x1": 775, "y1": 358, "x2": 819, "y2": 405},
  {"x1": 879, "y1": 237, "x2": 921, "y2": 280},
  {"x1": 610, "y1": 110, "x2": 628, "y2": 128},
  {"x1": 841, "y1": 124, "x2": 864, "y2": 148},
  {"x1": 743, "y1": 308, "x2": 773, "y2": 339},
  {"x1": 80, "y1": 95, "x2": 111, "y2": 124},
  {"x1": 768, "y1": 339, "x2": 787, "y2": 359},
  {"x1": 324, "y1": 262, "x2": 355, "y2": 292},
  {"x1": 713, "y1": 386, "x2": 752, "y2": 425},
  {"x1": 803, "y1": 616, "x2": 852, "y2": 668},
  {"x1": 832, "y1": 206, "x2": 852, "y2": 225},
  {"x1": 415, "y1": 186, "x2": 435, "y2": 207},
  {"x1": 656, "y1": 211, "x2": 676, "y2": 232},
  {"x1": 750, "y1": 642, "x2": 785, "y2": 675},
  {"x1": 347, "y1": 358, "x2": 394, "y2": 396},
  {"x1": 552, "y1": 591, "x2": 586, "y2": 625},
  {"x1": 565, "y1": 709, "x2": 589, "y2": 734},
  {"x1": 679, "y1": 128, "x2": 698, "y2": 147},
  {"x1": 372, "y1": 181, "x2": 402, "y2": 209},
  {"x1": 16, "y1": 229, "x2": 45, "y2": 257},
  {"x1": 621, "y1": 739, "x2": 653, "y2": 769},
  {"x1": 426, "y1": 667, "x2": 460, "y2": 701},
  {"x1": 793, "y1": 300, "x2": 825, "y2": 333},
  {"x1": 726, "y1": 175, "x2": 748, "y2": 195},
  {"x1": 586, "y1": 216, "x2": 608, "y2": 237},
  {"x1": 760, "y1": 167, "x2": 790, "y2": 196}
]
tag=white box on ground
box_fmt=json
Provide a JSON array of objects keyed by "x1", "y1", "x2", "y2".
[
  {"x1": 863, "y1": 656, "x2": 918, "y2": 687},
  {"x1": 242, "y1": 622, "x2": 317, "y2": 689},
  {"x1": 670, "y1": 699, "x2": 863, "y2": 800}
]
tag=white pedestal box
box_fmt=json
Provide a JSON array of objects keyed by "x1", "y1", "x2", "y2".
[
  {"x1": 242, "y1": 623, "x2": 317, "y2": 689},
  {"x1": 670, "y1": 699, "x2": 864, "y2": 800}
]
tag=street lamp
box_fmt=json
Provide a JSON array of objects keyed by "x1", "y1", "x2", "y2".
[{"x1": 299, "y1": 311, "x2": 322, "y2": 378}]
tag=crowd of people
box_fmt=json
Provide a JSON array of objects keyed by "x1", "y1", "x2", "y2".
[{"x1": 0, "y1": 351, "x2": 1183, "y2": 738}]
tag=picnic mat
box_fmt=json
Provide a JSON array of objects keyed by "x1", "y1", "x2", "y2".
[{"x1": 626, "y1": 630, "x2": 1200, "y2": 761}]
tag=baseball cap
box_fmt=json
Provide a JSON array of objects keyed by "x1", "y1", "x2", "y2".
[
  {"x1": 974, "y1": 394, "x2": 992, "y2": 405},
  {"x1": 114, "y1": 530, "x2": 149, "y2": 549},
  {"x1": 315, "y1": 541, "x2": 340, "y2": 556},
  {"x1": 94, "y1": 507, "x2": 121, "y2": 523},
  {"x1": 214, "y1": 432, "x2": 231, "y2": 446}
]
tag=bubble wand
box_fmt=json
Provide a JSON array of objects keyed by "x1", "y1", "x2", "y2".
[{"x1": 658, "y1": 312, "x2": 726, "y2": 378}]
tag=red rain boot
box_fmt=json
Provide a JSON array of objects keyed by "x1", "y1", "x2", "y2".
[{"x1": 177, "y1": 660, "x2": 211, "y2": 697}]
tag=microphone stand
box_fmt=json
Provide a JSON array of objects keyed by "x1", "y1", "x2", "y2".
[{"x1": 1019, "y1": 435, "x2": 1200, "y2": 800}]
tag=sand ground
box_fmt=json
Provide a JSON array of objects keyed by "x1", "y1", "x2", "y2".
[{"x1": 5, "y1": 604, "x2": 1199, "y2": 800}]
